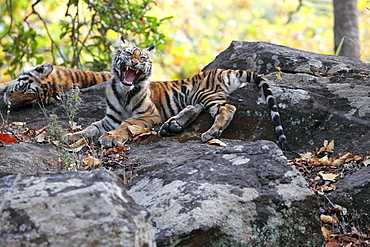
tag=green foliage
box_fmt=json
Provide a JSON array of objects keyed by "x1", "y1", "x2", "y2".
[
  {"x1": 0, "y1": 0, "x2": 171, "y2": 79},
  {"x1": 57, "y1": 83, "x2": 82, "y2": 125}
]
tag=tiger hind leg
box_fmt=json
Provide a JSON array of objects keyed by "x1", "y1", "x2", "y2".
[
  {"x1": 159, "y1": 104, "x2": 204, "y2": 137},
  {"x1": 201, "y1": 103, "x2": 236, "y2": 142}
]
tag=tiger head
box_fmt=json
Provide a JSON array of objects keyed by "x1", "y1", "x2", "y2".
[
  {"x1": 4, "y1": 63, "x2": 54, "y2": 105},
  {"x1": 111, "y1": 37, "x2": 155, "y2": 89}
]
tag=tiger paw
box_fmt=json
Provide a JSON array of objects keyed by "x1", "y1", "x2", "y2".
[
  {"x1": 159, "y1": 119, "x2": 183, "y2": 136},
  {"x1": 63, "y1": 132, "x2": 84, "y2": 141},
  {"x1": 201, "y1": 130, "x2": 221, "y2": 143},
  {"x1": 99, "y1": 130, "x2": 129, "y2": 147},
  {"x1": 63, "y1": 126, "x2": 99, "y2": 141}
]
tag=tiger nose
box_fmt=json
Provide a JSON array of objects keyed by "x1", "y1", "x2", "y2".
[{"x1": 132, "y1": 60, "x2": 139, "y2": 66}]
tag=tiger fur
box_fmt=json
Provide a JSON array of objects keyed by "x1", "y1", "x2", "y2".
[
  {"x1": 2, "y1": 63, "x2": 111, "y2": 108},
  {"x1": 66, "y1": 37, "x2": 292, "y2": 151}
]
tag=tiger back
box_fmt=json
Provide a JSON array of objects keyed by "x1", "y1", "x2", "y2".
[
  {"x1": 66, "y1": 37, "x2": 292, "y2": 151},
  {"x1": 3, "y1": 63, "x2": 112, "y2": 107}
]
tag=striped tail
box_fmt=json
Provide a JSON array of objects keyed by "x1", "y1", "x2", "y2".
[{"x1": 249, "y1": 72, "x2": 292, "y2": 151}]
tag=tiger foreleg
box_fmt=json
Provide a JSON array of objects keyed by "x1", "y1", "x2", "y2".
[
  {"x1": 159, "y1": 104, "x2": 204, "y2": 137},
  {"x1": 63, "y1": 118, "x2": 115, "y2": 141},
  {"x1": 100, "y1": 113, "x2": 162, "y2": 147},
  {"x1": 201, "y1": 104, "x2": 236, "y2": 142}
]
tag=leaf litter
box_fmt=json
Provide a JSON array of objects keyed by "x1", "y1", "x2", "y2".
[{"x1": 289, "y1": 140, "x2": 370, "y2": 247}]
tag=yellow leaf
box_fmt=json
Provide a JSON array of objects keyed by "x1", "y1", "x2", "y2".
[
  {"x1": 320, "y1": 214, "x2": 339, "y2": 224},
  {"x1": 275, "y1": 66, "x2": 281, "y2": 71},
  {"x1": 318, "y1": 171, "x2": 339, "y2": 181},
  {"x1": 12, "y1": 122, "x2": 26, "y2": 126},
  {"x1": 321, "y1": 226, "x2": 333, "y2": 240},
  {"x1": 206, "y1": 138, "x2": 227, "y2": 147},
  {"x1": 83, "y1": 155, "x2": 101, "y2": 166},
  {"x1": 327, "y1": 140, "x2": 335, "y2": 151},
  {"x1": 127, "y1": 125, "x2": 150, "y2": 136},
  {"x1": 63, "y1": 137, "x2": 88, "y2": 152},
  {"x1": 330, "y1": 152, "x2": 350, "y2": 168},
  {"x1": 275, "y1": 73, "x2": 282, "y2": 81}
]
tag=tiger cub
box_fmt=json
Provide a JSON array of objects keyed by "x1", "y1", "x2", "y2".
[
  {"x1": 66, "y1": 37, "x2": 292, "y2": 151},
  {"x1": 2, "y1": 63, "x2": 111, "y2": 108}
]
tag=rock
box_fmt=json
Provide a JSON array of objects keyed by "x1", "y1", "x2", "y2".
[
  {"x1": 327, "y1": 165, "x2": 370, "y2": 219},
  {"x1": 204, "y1": 41, "x2": 370, "y2": 154},
  {"x1": 0, "y1": 143, "x2": 59, "y2": 177},
  {"x1": 126, "y1": 139, "x2": 325, "y2": 246},
  {"x1": 0, "y1": 169, "x2": 156, "y2": 247}
]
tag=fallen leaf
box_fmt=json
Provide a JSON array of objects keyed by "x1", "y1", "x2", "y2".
[
  {"x1": 12, "y1": 122, "x2": 26, "y2": 126},
  {"x1": 363, "y1": 158, "x2": 370, "y2": 167},
  {"x1": 334, "y1": 204, "x2": 347, "y2": 215},
  {"x1": 327, "y1": 140, "x2": 335, "y2": 151},
  {"x1": 275, "y1": 73, "x2": 282, "y2": 81},
  {"x1": 83, "y1": 155, "x2": 101, "y2": 166},
  {"x1": 35, "y1": 133, "x2": 47, "y2": 143},
  {"x1": 326, "y1": 239, "x2": 340, "y2": 247},
  {"x1": 63, "y1": 138, "x2": 88, "y2": 152},
  {"x1": 206, "y1": 138, "x2": 227, "y2": 147},
  {"x1": 321, "y1": 214, "x2": 339, "y2": 224},
  {"x1": 321, "y1": 226, "x2": 333, "y2": 240},
  {"x1": 69, "y1": 121, "x2": 82, "y2": 131},
  {"x1": 127, "y1": 125, "x2": 150, "y2": 136},
  {"x1": 330, "y1": 152, "x2": 351, "y2": 168},
  {"x1": 0, "y1": 133, "x2": 18, "y2": 146},
  {"x1": 318, "y1": 171, "x2": 339, "y2": 181}
]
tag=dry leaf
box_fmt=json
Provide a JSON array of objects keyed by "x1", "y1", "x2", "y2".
[
  {"x1": 320, "y1": 214, "x2": 339, "y2": 224},
  {"x1": 321, "y1": 184, "x2": 338, "y2": 192},
  {"x1": 334, "y1": 204, "x2": 347, "y2": 215},
  {"x1": 330, "y1": 152, "x2": 351, "y2": 168},
  {"x1": 300, "y1": 151, "x2": 313, "y2": 160},
  {"x1": 275, "y1": 73, "x2": 282, "y2": 81},
  {"x1": 127, "y1": 125, "x2": 150, "y2": 136},
  {"x1": 69, "y1": 121, "x2": 82, "y2": 131},
  {"x1": 206, "y1": 138, "x2": 227, "y2": 147},
  {"x1": 35, "y1": 133, "x2": 47, "y2": 143},
  {"x1": 63, "y1": 138, "x2": 88, "y2": 152},
  {"x1": 0, "y1": 133, "x2": 18, "y2": 146},
  {"x1": 83, "y1": 155, "x2": 101, "y2": 166},
  {"x1": 363, "y1": 158, "x2": 370, "y2": 167},
  {"x1": 321, "y1": 226, "x2": 333, "y2": 240},
  {"x1": 12, "y1": 122, "x2": 26, "y2": 126},
  {"x1": 318, "y1": 171, "x2": 339, "y2": 181},
  {"x1": 310, "y1": 157, "x2": 322, "y2": 166},
  {"x1": 37, "y1": 125, "x2": 49, "y2": 133},
  {"x1": 327, "y1": 140, "x2": 335, "y2": 151}
]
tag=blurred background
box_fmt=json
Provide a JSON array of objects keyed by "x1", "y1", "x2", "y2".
[{"x1": 0, "y1": 0, "x2": 368, "y2": 82}]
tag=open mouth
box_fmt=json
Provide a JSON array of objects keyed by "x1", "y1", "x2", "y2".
[{"x1": 121, "y1": 66, "x2": 142, "y2": 86}]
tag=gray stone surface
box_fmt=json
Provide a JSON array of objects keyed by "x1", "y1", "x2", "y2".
[
  {"x1": 0, "y1": 143, "x2": 59, "y2": 177},
  {"x1": 127, "y1": 139, "x2": 325, "y2": 246},
  {"x1": 204, "y1": 41, "x2": 370, "y2": 154},
  {"x1": 0, "y1": 169, "x2": 156, "y2": 247}
]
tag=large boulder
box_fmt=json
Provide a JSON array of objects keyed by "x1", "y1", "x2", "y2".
[
  {"x1": 126, "y1": 139, "x2": 325, "y2": 246},
  {"x1": 204, "y1": 41, "x2": 370, "y2": 154},
  {"x1": 0, "y1": 169, "x2": 156, "y2": 247}
]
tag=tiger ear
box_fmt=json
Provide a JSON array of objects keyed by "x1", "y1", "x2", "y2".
[
  {"x1": 146, "y1": 45, "x2": 155, "y2": 56},
  {"x1": 120, "y1": 36, "x2": 127, "y2": 44},
  {"x1": 30, "y1": 63, "x2": 54, "y2": 79}
]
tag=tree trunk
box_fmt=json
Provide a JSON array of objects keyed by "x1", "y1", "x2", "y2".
[{"x1": 333, "y1": 0, "x2": 360, "y2": 59}]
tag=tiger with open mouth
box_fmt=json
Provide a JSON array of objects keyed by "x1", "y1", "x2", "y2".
[{"x1": 65, "y1": 36, "x2": 292, "y2": 151}]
